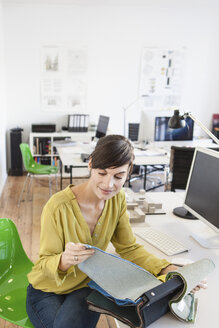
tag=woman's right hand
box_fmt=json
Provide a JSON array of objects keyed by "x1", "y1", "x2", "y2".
[{"x1": 58, "y1": 242, "x2": 95, "y2": 272}]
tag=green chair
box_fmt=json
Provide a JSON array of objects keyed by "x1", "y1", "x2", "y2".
[
  {"x1": 0, "y1": 218, "x2": 34, "y2": 327},
  {"x1": 18, "y1": 143, "x2": 59, "y2": 206}
]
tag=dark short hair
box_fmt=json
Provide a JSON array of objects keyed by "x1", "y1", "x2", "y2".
[{"x1": 89, "y1": 135, "x2": 134, "y2": 174}]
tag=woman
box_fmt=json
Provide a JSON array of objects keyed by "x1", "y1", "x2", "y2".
[{"x1": 26, "y1": 134, "x2": 203, "y2": 328}]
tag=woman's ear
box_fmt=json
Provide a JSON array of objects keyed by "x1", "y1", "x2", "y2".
[{"x1": 88, "y1": 158, "x2": 92, "y2": 169}]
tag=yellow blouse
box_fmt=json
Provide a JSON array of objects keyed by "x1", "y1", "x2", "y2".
[{"x1": 28, "y1": 185, "x2": 170, "y2": 294}]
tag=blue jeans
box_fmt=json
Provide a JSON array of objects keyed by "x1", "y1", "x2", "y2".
[{"x1": 26, "y1": 284, "x2": 100, "y2": 328}]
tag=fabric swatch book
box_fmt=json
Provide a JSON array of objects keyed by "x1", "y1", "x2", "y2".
[{"x1": 78, "y1": 246, "x2": 215, "y2": 328}]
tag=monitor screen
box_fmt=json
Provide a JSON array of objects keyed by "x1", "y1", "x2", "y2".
[
  {"x1": 184, "y1": 147, "x2": 219, "y2": 234},
  {"x1": 154, "y1": 116, "x2": 194, "y2": 141},
  {"x1": 95, "y1": 115, "x2": 110, "y2": 139}
]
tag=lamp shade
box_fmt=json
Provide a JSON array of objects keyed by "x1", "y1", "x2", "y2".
[{"x1": 168, "y1": 110, "x2": 186, "y2": 129}]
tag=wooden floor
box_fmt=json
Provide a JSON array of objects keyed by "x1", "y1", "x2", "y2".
[{"x1": 0, "y1": 175, "x2": 117, "y2": 328}]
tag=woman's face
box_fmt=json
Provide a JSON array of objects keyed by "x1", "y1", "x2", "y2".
[{"x1": 89, "y1": 163, "x2": 129, "y2": 200}]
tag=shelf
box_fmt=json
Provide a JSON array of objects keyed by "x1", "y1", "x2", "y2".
[
  {"x1": 33, "y1": 154, "x2": 51, "y2": 157},
  {"x1": 29, "y1": 131, "x2": 95, "y2": 177}
]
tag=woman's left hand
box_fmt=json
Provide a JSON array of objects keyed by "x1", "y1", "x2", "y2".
[
  {"x1": 159, "y1": 264, "x2": 208, "y2": 293},
  {"x1": 190, "y1": 280, "x2": 207, "y2": 293}
]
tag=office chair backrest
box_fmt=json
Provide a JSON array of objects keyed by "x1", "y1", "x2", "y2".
[
  {"x1": 170, "y1": 146, "x2": 195, "y2": 191},
  {"x1": 0, "y1": 218, "x2": 34, "y2": 327},
  {"x1": 0, "y1": 218, "x2": 33, "y2": 280},
  {"x1": 170, "y1": 146, "x2": 219, "y2": 191},
  {"x1": 20, "y1": 143, "x2": 35, "y2": 171},
  {"x1": 128, "y1": 123, "x2": 139, "y2": 141}
]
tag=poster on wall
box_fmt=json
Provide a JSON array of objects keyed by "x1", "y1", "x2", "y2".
[
  {"x1": 41, "y1": 46, "x2": 87, "y2": 112},
  {"x1": 139, "y1": 47, "x2": 186, "y2": 110}
]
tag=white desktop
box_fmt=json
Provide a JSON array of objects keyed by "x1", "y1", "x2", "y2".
[
  {"x1": 114, "y1": 191, "x2": 219, "y2": 328},
  {"x1": 114, "y1": 146, "x2": 219, "y2": 328},
  {"x1": 56, "y1": 140, "x2": 170, "y2": 189}
]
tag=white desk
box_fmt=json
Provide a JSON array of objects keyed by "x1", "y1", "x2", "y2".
[
  {"x1": 57, "y1": 145, "x2": 90, "y2": 189},
  {"x1": 115, "y1": 192, "x2": 219, "y2": 328},
  {"x1": 151, "y1": 137, "x2": 219, "y2": 150},
  {"x1": 57, "y1": 145, "x2": 169, "y2": 189}
]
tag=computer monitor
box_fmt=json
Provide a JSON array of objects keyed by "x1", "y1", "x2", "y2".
[
  {"x1": 95, "y1": 115, "x2": 110, "y2": 139},
  {"x1": 154, "y1": 116, "x2": 194, "y2": 141},
  {"x1": 175, "y1": 147, "x2": 219, "y2": 248}
]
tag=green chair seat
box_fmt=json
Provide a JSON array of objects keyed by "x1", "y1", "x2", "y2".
[
  {"x1": 20, "y1": 143, "x2": 58, "y2": 175},
  {"x1": 27, "y1": 162, "x2": 58, "y2": 175},
  {"x1": 0, "y1": 218, "x2": 34, "y2": 327}
]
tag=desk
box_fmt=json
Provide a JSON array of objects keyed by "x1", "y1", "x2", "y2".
[
  {"x1": 132, "y1": 138, "x2": 219, "y2": 190},
  {"x1": 114, "y1": 191, "x2": 219, "y2": 328},
  {"x1": 57, "y1": 145, "x2": 90, "y2": 189},
  {"x1": 151, "y1": 137, "x2": 219, "y2": 150},
  {"x1": 133, "y1": 148, "x2": 169, "y2": 190},
  {"x1": 57, "y1": 145, "x2": 169, "y2": 190}
]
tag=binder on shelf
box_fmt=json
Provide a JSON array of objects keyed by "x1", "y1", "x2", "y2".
[
  {"x1": 212, "y1": 114, "x2": 219, "y2": 139},
  {"x1": 68, "y1": 114, "x2": 89, "y2": 132},
  {"x1": 36, "y1": 138, "x2": 39, "y2": 154},
  {"x1": 53, "y1": 157, "x2": 58, "y2": 167},
  {"x1": 84, "y1": 115, "x2": 89, "y2": 132},
  {"x1": 34, "y1": 137, "x2": 51, "y2": 155}
]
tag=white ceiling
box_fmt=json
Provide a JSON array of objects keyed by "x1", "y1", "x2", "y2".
[{"x1": 2, "y1": 0, "x2": 219, "y2": 9}]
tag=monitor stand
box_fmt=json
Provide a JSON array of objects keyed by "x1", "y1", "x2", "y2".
[
  {"x1": 173, "y1": 207, "x2": 198, "y2": 220},
  {"x1": 190, "y1": 233, "x2": 219, "y2": 249}
]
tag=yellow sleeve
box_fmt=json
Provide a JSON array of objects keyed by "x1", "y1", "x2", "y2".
[
  {"x1": 111, "y1": 191, "x2": 170, "y2": 276},
  {"x1": 37, "y1": 203, "x2": 76, "y2": 287}
]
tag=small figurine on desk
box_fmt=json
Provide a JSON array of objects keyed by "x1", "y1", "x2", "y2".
[
  {"x1": 142, "y1": 198, "x2": 165, "y2": 215},
  {"x1": 124, "y1": 187, "x2": 165, "y2": 221},
  {"x1": 127, "y1": 206, "x2": 145, "y2": 223}
]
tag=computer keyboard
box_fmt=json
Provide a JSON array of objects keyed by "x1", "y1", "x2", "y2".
[{"x1": 134, "y1": 227, "x2": 189, "y2": 256}]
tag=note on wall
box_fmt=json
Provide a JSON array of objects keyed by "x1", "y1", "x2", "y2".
[
  {"x1": 41, "y1": 45, "x2": 87, "y2": 112},
  {"x1": 139, "y1": 47, "x2": 186, "y2": 110}
]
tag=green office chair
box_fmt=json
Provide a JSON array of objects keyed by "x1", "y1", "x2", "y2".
[
  {"x1": 0, "y1": 218, "x2": 34, "y2": 327},
  {"x1": 18, "y1": 143, "x2": 59, "y2": 206}
]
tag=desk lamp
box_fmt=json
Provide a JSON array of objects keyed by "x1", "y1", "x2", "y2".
[
  {"x1": 168, "y1": 109, "x2": 219, "y2": 220},
  {"x1": 123, "y1": 94, "x2": 148, "y2": 137},
  {"x1": 168, "y1": 110, "x2": 219, "y2": 145}
]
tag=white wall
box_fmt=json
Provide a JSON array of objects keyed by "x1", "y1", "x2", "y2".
[
  {"x1": 0, "y1": 0, "x2": 7, "y2": 194},
  {"x1": 3, "y1": 2, "x2": 219, "y2": 167}
]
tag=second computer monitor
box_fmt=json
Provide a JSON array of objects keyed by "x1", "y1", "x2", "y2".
[
  {"x1": 182, "y1": 147, "x2": 219, "y2": 248},
  {"x1": 184, "y1": 147, "x2": 219, "y2": 232},
  {"x1": 154, "y1": 116, "x2": 194, "y2": 141},
  {"x1": 95, "y1": 115, "x2": 110, "y2": 139}
]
